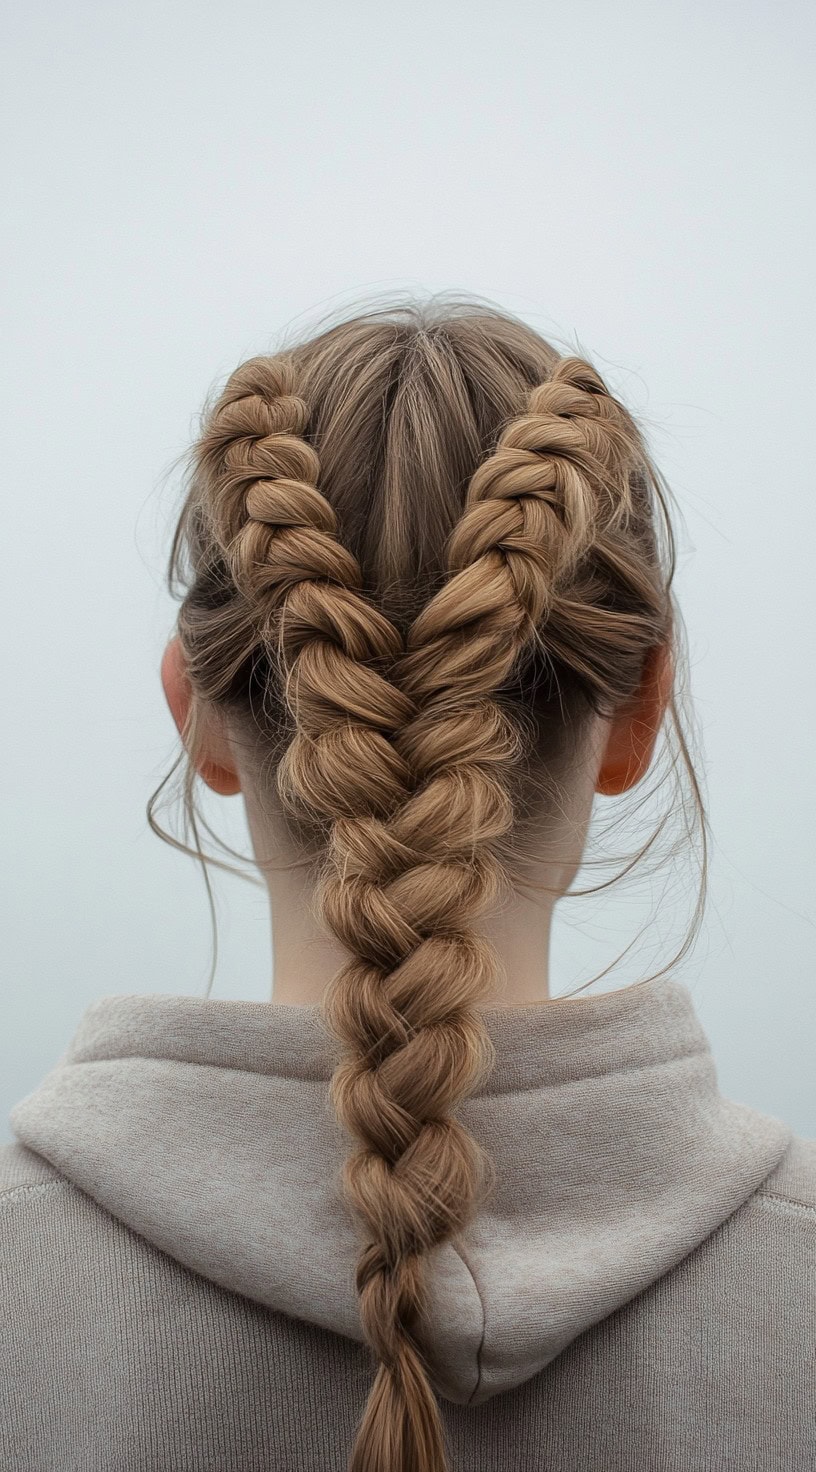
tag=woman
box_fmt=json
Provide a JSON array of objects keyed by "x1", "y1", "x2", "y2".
[{"x1": 3, "y1": 301, "x2": 813, "y2": 1471}]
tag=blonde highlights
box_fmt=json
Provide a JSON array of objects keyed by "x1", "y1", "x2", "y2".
[{"x1": 151, "y1": 300, "x2": 706, "y2": 1472}]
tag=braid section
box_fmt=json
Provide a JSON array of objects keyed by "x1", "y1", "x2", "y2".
[
  {"x1": 403, "y1": 358, "x2": 640, "y2": 703},
  {"x1": 321, "y1": 356, "x2": 645, "y2": 1472},
  {"x1": 198, "y1": 353, "x2": 501, "y2": 1472},
  {"x1": 163, "y1": 306, "x2": 705, "y2": 1471}
]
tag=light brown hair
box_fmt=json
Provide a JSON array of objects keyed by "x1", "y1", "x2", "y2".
[{"x1": 149, "y1": 299, "x2": 706, "y2": 1472}]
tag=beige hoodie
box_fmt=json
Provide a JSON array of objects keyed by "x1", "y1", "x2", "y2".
[{"x1": 1, "y1": 974, "x2": 814, "y2": 1470}]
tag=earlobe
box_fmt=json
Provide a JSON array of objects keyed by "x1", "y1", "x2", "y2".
[
  {"x1": 196, "y1": 760, "x2": 243, "y2": 798},
  {"x1": 160, "y1": 635, "x2": 242, "y2": 797},
  {"x1": 595, "y1": 642, "x2": 673, "y2": 797}
]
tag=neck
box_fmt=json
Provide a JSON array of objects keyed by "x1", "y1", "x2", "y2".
[
  {"x1": 261, "y1": 844, "x2": 557, "y2": 1009},
  {"x1": 238, "y1": 743, "x2": 601, "y2": 1010}
]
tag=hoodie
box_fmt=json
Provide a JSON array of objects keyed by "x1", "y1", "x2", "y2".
[{"x1": 1, "y1": 974, "x2": 814, "y2": 1471}]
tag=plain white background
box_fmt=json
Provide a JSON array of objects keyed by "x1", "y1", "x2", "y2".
[{"x1": 1, "y1": 0, "x2": 813, "y2": 1141}]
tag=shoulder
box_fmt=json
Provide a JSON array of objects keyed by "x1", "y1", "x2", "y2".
[
  {"x1": 695, "y1": 1130, "x2": 816, "y2": 1322},
  {"x1": 753, "y1": 1131, "x2": 816, "y2": 1217},
  {"x1": 0, "y1": 1141, "x2": 72, "y2": 1208}
]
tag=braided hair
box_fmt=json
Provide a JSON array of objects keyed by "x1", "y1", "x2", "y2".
[{"x1": 158, "y1": 302, "x2": 703, "y2": 1472}]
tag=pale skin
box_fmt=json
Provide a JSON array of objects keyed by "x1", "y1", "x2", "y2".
[{"x1": 161, "y1": 637, "x2": 673, "y2": 1008}]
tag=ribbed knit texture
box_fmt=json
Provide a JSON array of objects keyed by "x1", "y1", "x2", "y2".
[
  {"x1": 1, "y1": 1151, "x2": 814, "y2": 1470},
  {"x1": 2, "y1": 975, "x2": 814, "y2": 1469}
]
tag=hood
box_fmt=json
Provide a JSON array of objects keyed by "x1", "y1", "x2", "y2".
[{"x1": 9, "y1": 975, "x2": 790, "y2": 1407}]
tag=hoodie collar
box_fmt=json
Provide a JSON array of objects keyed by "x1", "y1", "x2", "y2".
[{"x1": 10, "y1": 976, "x2": 791, "y2": 1406}]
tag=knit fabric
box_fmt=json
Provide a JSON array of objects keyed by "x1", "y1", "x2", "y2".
[{"x1": 2, "y1": 976, "x2": 814, "y2": 1469}]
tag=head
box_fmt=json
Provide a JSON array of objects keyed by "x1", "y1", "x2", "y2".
[{"x1": 151, "y1": 298, "x2": 704, "y2": 1472}]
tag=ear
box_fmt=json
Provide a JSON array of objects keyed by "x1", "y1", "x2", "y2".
[
  {"x1": 160, "y1": 635, "x2": 242, "y2": 797},
  {"x1": 595, "y1": 641, "x2": 674, "y2": 797}
]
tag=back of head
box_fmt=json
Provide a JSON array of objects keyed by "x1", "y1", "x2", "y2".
[{"x1": 159, "y1": 298, "x2": 700, "y2": 1472}]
